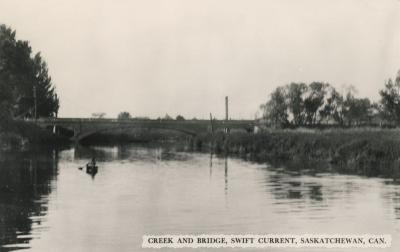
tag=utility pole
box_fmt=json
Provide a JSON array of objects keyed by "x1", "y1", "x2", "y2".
[
  {"x1": 225, "y1": 96, "x2": 229, "y2": 121},
  {"x1": 209, "y1": 113, "x2": 214, "y2": 135},
  {"x1": 33, "y1": 86, "x2": 37, "y2": 121},
  {"x1": 225, "y1": 96, "x2": 229, "y2": 134}
]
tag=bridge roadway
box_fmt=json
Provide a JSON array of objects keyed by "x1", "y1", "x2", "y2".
[{"x1": 35, "y1": 118, "x2": 255, "y2": 142}]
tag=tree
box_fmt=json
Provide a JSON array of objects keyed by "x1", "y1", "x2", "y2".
[
  {"x1": 0, "y1": 25, "x2": 18, "y2": 120},
  {"x1": 262, "y1": 87, "x2": 288, "y2": 128},
  {"x1": 118, "y1": 111, "x2": 131, "y2": 120},
  {"x1": 345, "y1": 97, "x2": 372, "y2": 125},
  {"x1": 32, "y1": 53, "x2": 59, "y2": 117},
  {"x1": 369, "y1": 102, "x2": 382, "y2": 124},
  {"x1": 92, "y1": 112, "x2": 106, "y2": 119},
  {"x1": 261, "y1": 81, "x2": 378, "y2": 128},
  {"x1": 163, "y1": 114, "x2": 173, "y2": 120},
  {"x1": 0, "y1": 24, "x2": 59, "y2": 118},
  {"x1": 0, "y1": 74, "x2": 13, "y2": 128},
  {"x1": 379, "y1": 70, "x2": 400, "y2": 124},
  {"x1": 286, "y1": 82, "x2": 307, "y2": 126},
  {"x1": 304, "y1": 82, "x2": 328, "y2": 125},
  {"x1": 319, "y1": 87, "x2": 344, "y2": 125},
  {"x1": 176, "y1": 115, "x2": 185, "y2": 121}
]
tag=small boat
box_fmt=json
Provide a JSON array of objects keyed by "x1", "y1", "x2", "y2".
[{"x1": 86, "y1": 163, "x2": 98, "y2": 174}]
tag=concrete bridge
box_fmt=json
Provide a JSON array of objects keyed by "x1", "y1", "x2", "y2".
[{"x1": 35, "y1": 118, "x2": 255, "y2": 142}]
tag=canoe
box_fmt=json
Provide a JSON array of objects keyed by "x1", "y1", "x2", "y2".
[{"x1": 86, "y1": 163, "x2": 98, "y2": 174}]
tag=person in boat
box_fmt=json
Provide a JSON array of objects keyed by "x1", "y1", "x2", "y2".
[{"x1": 89, "y1": 157, "x2": 96, "y2": 167}]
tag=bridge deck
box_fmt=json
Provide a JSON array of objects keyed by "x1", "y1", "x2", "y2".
[{"x1": 33, "y1": 118, "x2": 255, "y2": 141}]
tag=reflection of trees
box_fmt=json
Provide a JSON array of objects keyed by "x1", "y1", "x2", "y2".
[
  {"x1": 74, "y1": 144, "x2": 193, "y2": 163},
  {"x1": 263, "y1": 155, "x2": 400, "y2": 180},
  {"x1": 264, "y1": 156, "x2": 399, "y2": 207},
  {"x1": 225, "y1": 157, "x2": 228, "y2": 195},
  {"x1": 0, "y1": 150, "x2": 58, "y2": 251},
  {"x1": 382, "y1": 190, "x2": 400, "y2": 221},
  {"x1": 393, "y1": 192, "x2": 400, "y2": 220},
  {"x1": 266, "y1": 172, "x2": 324, "y2": 203},
  {"x1": 265, "y1": 156, "x2": 400, "y2": 214},
  {"x1": 309, "y1": 184, "x2": 323, "y2": 201},
  {"x1": 208, "y1": 153, "x2": 229, "y2": 196},
  {"x1": 74, "y1": 145, "x2": 113, "y2": 161}
]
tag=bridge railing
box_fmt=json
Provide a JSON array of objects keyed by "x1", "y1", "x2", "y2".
[{"x1": 35, "y1": 117, "x2": 254, "y2": 125}]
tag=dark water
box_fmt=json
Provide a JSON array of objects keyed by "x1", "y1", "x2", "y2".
[{"x1": 1, "y1": 144, "x2": 400, "y2": 252}]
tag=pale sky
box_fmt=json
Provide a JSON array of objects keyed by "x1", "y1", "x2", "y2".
[{"x1": 1, "y1": 0, "x2": 400, "y2": 119}]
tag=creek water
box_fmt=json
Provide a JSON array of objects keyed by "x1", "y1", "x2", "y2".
[{"x1": 0, "y1": 144, "x2": 400, "y2": 251}]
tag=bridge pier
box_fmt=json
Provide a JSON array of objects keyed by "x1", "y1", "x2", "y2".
[{"x1": 72, "y1": 127, "x2": 80, "y2": 144}]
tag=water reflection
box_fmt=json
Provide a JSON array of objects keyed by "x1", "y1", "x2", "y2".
[
  {"x1": 309, "y1": 184, "x2": 323, "y2": 201},
  {"x1": 1, "y1": 145, "x2": 400, "y2": 251},
  {"x1": 0, "y1": 150, "x2": 58, "y2": 251},
  {"x1": 382, "y1": 190, "x2": 400, "y2": 221},
  {"x1": 209, "y1": 152, "x2": 213, "y2": 178},
  {"x1": 208, "y1": 153, "x2": 229, "y2": 195},
  {"x1": 85, "y1": 167, "x2": 98, "y2": 179},
  {"x1": 224, "y1": 157, "x2": 228, "y2": 195},
  {"x1": 266, "y1": 173, "x2": 325, "y2": 202},
  {"x1": 73, "y1": 144, "x2": 192, "y2": 164}
]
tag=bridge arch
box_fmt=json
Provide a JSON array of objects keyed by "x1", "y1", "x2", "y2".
[
  {"x1": 34, "y1": 118, "x2": 255, "y2": 143},
  {"x1": 74, "y1": 124, "x2": 198, "y2": 142}
]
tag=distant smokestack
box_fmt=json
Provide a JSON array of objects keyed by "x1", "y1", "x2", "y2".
[{"x1": 225, "y1": 96, "x2": 229, "y2": 121}]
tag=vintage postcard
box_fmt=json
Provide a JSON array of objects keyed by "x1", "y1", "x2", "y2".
[{"x1": 0, "y1": 0, "x2": 399, "y2": 251}]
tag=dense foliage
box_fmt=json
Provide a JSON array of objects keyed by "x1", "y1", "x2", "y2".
[
  {"x1": 0, "y1": 24, "x2": 59, "y2": 123},
  {"x1": 176, "y1": 115, "x2": 185, "y2": 121},
  {"x1": 117, "y1": 111, "x2": 131, "y2": 120},
  {"x1": 379, "y1": 70, "x2": 400, "y2": 124},
  {"x1": 259, "y1": 75, "x2": 400, "y2": 128}
]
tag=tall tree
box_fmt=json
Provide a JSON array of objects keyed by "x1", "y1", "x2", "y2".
[
  {"x1": 304, "y1": 82, "x2": 327, "y2": 125},
  {"x1": 117, "y1": 111, "x2": 131, "y2": 120},
  {"x1": 319, "y1": 87, "x2": 344, "y2": 125},
  {"x1": 286, "y1": 82, "x2": 307, "y2": 126},
  {"x1": 176, "y1": 115, "x2": 185, "y2": 121},
  {"x1": 0, "y1": 74, "x2": 13, "y2": 127},
  {"x1": 262, "y1": 87, "x2": 288, "y2": 128},
  {"x1": 0, "y1": 24, "x2": 59, "y2": 119},
  {"x1": 32, "y1": 53, "x2": 59, "y2": 117},
  {"x1": 0, "y1": 25, "x2": 17, "y2": 121},
  {"x1": 379, "y1": 70, "x2": 400, "y2": 124},
  {"x1": 344, "y1": 97, "x2": 372, "y2": 125}
]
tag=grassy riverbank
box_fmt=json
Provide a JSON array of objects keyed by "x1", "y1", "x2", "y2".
[
  {"x1": 78, "y1": 127, "x2": 400, "y2": 174},
  {"x1": 0, "y1": 120, "x2": 69, "y2": 151},
  {"x1": 4, "y1": 120, "x2": 400, "y2": 177},
  {"x1": 190, "y1": 128, "x2": 400, "y2": 177}
]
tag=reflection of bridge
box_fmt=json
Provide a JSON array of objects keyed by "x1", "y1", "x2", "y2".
[{"x1": 35, "y1": 118, "x2": 255, "y2": 142}]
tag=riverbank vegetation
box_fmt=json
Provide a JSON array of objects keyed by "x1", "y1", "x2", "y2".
[
  {"x1": 190, "y1": 128, "x2": 400, "y2": 177},
  {"x1": 189, "y1": 69, "x2": 400, "y2": 175},
  {"x1": 259, "y1": 70, "x2": 400, "y2": 128},
  {"x1": 0, "y1": 120, "x2": 69, "y2": 151},
  {"x1": 0, "y1": 25, "x2": 59, "y2": 121},
  {"x1": 0, "y1": 24, "x2": 61, "y2": 150}
]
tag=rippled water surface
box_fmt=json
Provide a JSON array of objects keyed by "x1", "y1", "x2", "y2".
[{"x1": 1, "y1": 144, "x2": 400, "y2": 251}]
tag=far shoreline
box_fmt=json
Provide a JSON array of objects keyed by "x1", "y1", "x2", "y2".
[{"x1": 2, "y1": 121, "x2": 400, "y2": 180}]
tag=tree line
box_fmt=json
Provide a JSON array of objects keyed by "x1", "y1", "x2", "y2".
[
  {"x1": 260, "y1": 70, "x2": 400, "y2": 128},
  {"x1": 0, "y1": 24, "x2": 59, "y2": 125},
  {"x1": 117, "y1": 111, "x2": 186, "y2": 121}
]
